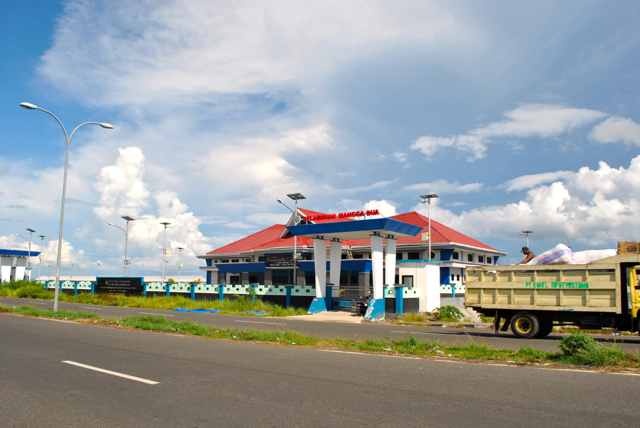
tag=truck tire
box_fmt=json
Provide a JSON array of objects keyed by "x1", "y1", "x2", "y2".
[
  {"x1": 535, "y1": 321, "x2": 554, "y2": 338},
  {"x1": 510, "y1": 311, "x2": 540, "y2": 339}
]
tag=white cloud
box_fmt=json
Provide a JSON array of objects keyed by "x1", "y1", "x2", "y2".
[
  {"x1": 414, "y1": 156, "x2": 640, "y2": 247},
  {"x1": 589, "y1": 116, "x2": 640, "y2": 146},
  {"x1": 501, "y1": 171, "x2": 574, "y2": 192},
  {"x1": 364, "y1": 200, "x2": 397, "y2": 217},
  {"x1": 404, "y1": 179, "x2": 483, "y2": 194},
  {"x1": 411, "y1": 104, "x2": 607, "y2": 161}
]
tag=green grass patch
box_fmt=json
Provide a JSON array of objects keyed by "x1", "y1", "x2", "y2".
[
  {"x1": 0, "y1": 281, "x2": 306, "y2": 317},
  {"x1": 2, "y1": 303, "x2": 639, "y2": 370}
]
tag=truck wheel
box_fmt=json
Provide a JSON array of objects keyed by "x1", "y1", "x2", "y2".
[
  {"x1": 510, "y1": 311, "x2": 540, "y2": 339},
  {"x1": 535, "y1": 321, "x2": 554, "y2": 338}
]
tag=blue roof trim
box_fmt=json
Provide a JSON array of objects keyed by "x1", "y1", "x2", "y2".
[
  {"x1": 215, "y1": 262, "x2": 267, "y2": 274},
  {"x1": 298, "y1": 260, "x2": 372, "y2": 273},
  {"x1": 0, "y1": 249, "x2": 42, "y2": 257},
  {"x1": 396, "y1": 259, "x2": 442, "y2": 264},
  {"x1": 287, "y1": 218, "x2": 422, "y2": 238}
]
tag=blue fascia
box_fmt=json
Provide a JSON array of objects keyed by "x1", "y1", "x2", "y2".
[
  {"x1": 0, "y1": 249, "x2": 42, "y2": 257},
  {"x1": 494, "y1": 256, "x2": 500, "y2": 265},
  {"x1": 440, "y1": 249, "x2": 454, "y2": 261},
  {"x1": 298, "y1": 259, "x2": 372, "y2": 273},
  {"x1": 396, "y1": 259, "x2": 442, "y2": 264},
  {"x1": 215, "y1": 262, "x2": 267, "y2": 274},
  {"x1": 286, "y1": 218, "x2": 422, "y2": 238},
  {"x1": 206, "y1": 259, "x2": 212, "y2": 267}
]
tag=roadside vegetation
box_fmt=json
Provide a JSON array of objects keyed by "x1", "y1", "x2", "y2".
[
  {"x1": 0, "y1": 280, "x2": 306, "y2": 316},
  {"x1": 2, "y1": 303, "x2": 638, "y2": 370}
]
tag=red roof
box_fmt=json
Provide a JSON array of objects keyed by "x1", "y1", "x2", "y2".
[{"x1": 206, "y1": 210, "x2": 497, "y2": 254}]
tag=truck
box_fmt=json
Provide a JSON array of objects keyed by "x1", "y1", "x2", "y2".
[{"x1": 465, "y1": 254, "x2": 640, "y2": 338}]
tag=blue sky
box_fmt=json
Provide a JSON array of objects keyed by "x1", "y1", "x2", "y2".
[{"x1": 2, "y1": 0, "x2": 640, "y2": 277}]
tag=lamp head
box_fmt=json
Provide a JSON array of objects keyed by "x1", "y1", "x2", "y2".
[
  {"x1": 121, "y1": 216, "x2": 135, "y2": 221},
  {"x1": 287, "y1": 193, "x2": 306, "y2": 201},
  {"x1": 100, "y1": 123, "x2": 114, "y2": 129},
  {"x1": 13, "y1": 233, "x2": 18, "y2": 236},
  {"x1": 20, "y1": 102, "x2": 37, "y2": 110},
  {"x1": 277, "y1": 199, "x2": 284, "y2": 204},
  {"x1": 38, "y1": 235, "x2": 46, "y2": 239},
  {"x1": 419, "y1": 194, "x2": 439, "y2": 203},
  {"x1": 107, "y1": 222, "x2": 114, "y2": 226},
  {"x1": 27, "y1": 228, "x2": 36, "y2": 233}
]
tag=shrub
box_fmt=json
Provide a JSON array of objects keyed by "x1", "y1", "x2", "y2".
[
  {"x1": 558, "y1": 332, "x2": 593, "y2": 356},
  {"x1": 433, "y1": 306, "x2": 464, "y2": 322}
]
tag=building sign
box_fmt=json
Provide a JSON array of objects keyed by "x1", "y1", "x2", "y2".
[
  {"x1": 303, "y1": 209, "x2": 380, "y2": 223},
  {"x1": 265, "y1": 254, "x2": 294, "y2": 267},
  {"x1": 95, "y1": 277, "x2": 144, "y2": 295}
]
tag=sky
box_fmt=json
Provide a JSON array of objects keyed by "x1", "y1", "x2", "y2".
[{"x1": 1, "y1": 0, "x2": 640, "y2": 278}]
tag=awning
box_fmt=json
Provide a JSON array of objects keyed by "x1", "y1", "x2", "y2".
[{"x1": 286, "y1": 218, "x2": 422, "y2": 241}]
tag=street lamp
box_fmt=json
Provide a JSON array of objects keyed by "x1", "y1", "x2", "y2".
[
  {"x1": 71, "y1": 262, "x2": 75, "y2": 280},
  {"x1": 177, "y1": 247, "x2": 185, "y2": 284},
  {"x1": 108, "y1": 215, "x2": 135, "y2": 276},
  {"x1": 520, "y1": 230, "x2": 533, "y2": 248},
  {"x1": 20, "y1": 102, "x2": 113, "y2": 311},
  {"x1": 277, "y1": 192, "x2": 306, "y2": 286},
  {"x1": 160, "y1": 222, "x2": 172, "y2": 281},
  {"x1": 13, "y1": 229, "x2": 35, "y2": 280},
  {"x1": 420, "y1": 194, "x2": 439, "y2": 260},
  {"x1": 97, "y1": 261, "x2": 103, "y2": 277},
  {"x1": 38, "y1": 235, "x2": 49, "y2": 280}
]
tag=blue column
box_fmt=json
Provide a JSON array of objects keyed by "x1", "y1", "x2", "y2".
[
  {"x1": 286, "y1": 285, "x2": 293, "y2": 308},
  {"x1": 451, "y1": 284, "x2": 456, "y2": 298},
  {"x1": 165, "y1": 283, "x2": 170, "y2": 297},
  {"x1": 91, "y1": 282, "x2": 95, "y2": 294},
  {"x1": 143, "y1": 283, "x2": 147, "y2": 297},
  {"x1": 191, "y1": 283, "x2": 196, "y2": 301},
  {"x1": 219, "y1": 284, "x2": 225, "y2": 301},
  {"x1": 74, "y1": 282, "x2": 78, "y2": 296},
  {"x1": 250, "y1": 285, "x2": 257, "y2": 302},
  {"x1": 326, "y1": 285, "x2": 333, "y2": 310},
  {"x1": 395, "y1": 286, "x2": 404, "y2": 314}
]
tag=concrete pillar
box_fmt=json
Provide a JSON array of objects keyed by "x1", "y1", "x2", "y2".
[
  {"x1": 366, "y1": 234, "x2": 386, "y2": 321},
  {"x1": 264, "y1": 270, "x2": 272, "y2": 286},
  {"x1": 370, "y1": 235, "x2": 384, "y2": 299},
  {"x1": 1, "y1": 257, "x2": 13, "y2": 283},
  {"x1": 15, "y1": 258, "x2": 27, "y2": 281},
  {"x1": 241, "y1": 272, "x2": 249, "y2": 285},
  {"x1": 385, "y1": 238, "x2": 397, "y2": 286},
  {"x1": 313, "y1": 239, "x2": 327, "y2": 298},
  {"x1": 419, "y1": 262, "x2": 441, "y2": 312},
  {"x1": 359, "y1": 272, "x2": 370, "y2": 297},
  {"x1": 329, "y1": 240, "x2": 342, "y2": 289}
]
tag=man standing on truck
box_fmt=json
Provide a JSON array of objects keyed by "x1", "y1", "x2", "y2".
[{"x1": 517, "y1": 247, "x2": 535, "y2": 265}]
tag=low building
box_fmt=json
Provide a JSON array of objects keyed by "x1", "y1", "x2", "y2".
[{"x1": 198, "y1": 209, "x2": 506, "y2": 307}]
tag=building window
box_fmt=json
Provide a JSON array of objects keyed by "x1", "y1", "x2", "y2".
[
  {"x1": 456, "y1": 274, "x2": 460, "y2": 281},
  {"x1": 231, "y1": 259, "x2": 239, "y2": 263},
  {"x1": 431, "y1": 251, "x2": 436, "y2": 260},
  {"x1": 478, "y1": 256, "x2": 484, "y2": 263},
  {"x1": 396, "y1": 252, "x2": 403, "y2": 260},
  {"x1": 452, "y1": 252, "x2": 459, "y2": 260},
  {"x1": 467, "y1": 254, "x2": 473, "y2": 262},
  {"x1": 451, "y1": 274, "x2": 455, "y2": 281},
  {"x1": 401, "y1": 275, "x2": 414, "y2": 287},
  {"x1": 408, "y1": 252, "x2": 420, "y2": 260},
  {"x1": 244, "y1": 258, "x2": 251, "y2": 263},
  {"x1": 249, "y1": 275, "x2": 258, "y2": 284},
  {"x1": 487, "y1": 257, "x2": 492, "y2": 264},
  {"x1": 221, "y1": 259, "x2": 229, "y2": 263},
  {"x1": 258, "y1": 256, "x2": 265, "y2": 262},
  {"x1": 353, "y1": 253, "x2": 364, "y2": 259},
  {"x1": 229, "y1": 275, "x2": 240, "y2": 285}
]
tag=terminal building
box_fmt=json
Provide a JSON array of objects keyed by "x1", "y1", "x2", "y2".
[{"x1": 198, "y1": 208, "x2": 506, "y2": 313}]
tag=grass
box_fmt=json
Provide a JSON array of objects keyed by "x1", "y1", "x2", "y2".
[
  {"x1": 0, "y1": 280, "x2": 307, "y2": 317},
  {"x1": 2, "y1": 303, "x2": 639, "y2": 370}
]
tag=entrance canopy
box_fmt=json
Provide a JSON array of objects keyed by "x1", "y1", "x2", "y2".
[{"x1": 286, "y1": 218, "x2": 422, "y2": 240}]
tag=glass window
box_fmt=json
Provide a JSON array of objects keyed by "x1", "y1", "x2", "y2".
[
  {"x1": 221, "y1": 259, "x2": 229, "y2": 263},
  {"x1": 258, "y1": 256, "x2": 265, "y2": 262},
  {"x1": 231, "y1": 259, "x2": 239, "y2": 263},
  {"x1": 452, "y1": 252, "x2": 459, "y2": 260},
  {"x1": 478, "y1": 256, "x2": 484, "y2": 263},
  {"x1": 408, "y1": 252, "x2": 420, "y2": 260},
  {"x1": 451, "y1": 274, "x2": 455, "y2": 281},
  {"x1": 244, "y1": 258, "x2": 251, "y2": 262},
  {"x1": 487, "y1": 257, "x2": 492, "y2": 264},
  {"x1": 467, "y1": 254, "x2": 473, "y2": 262},
  {"x1": 396, "y1": 252, "x2": 403, "y2": 260},
  {"x1": 402, "y1": 275, "x2": 414, "y2": 287}
]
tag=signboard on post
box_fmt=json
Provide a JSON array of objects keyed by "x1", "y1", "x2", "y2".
[
  {"x1": 265, "y1": 254, "x2": 293, "y2": 268},
  {"x1": 95, "y1": 277, "x2": 144, "y2": 295}
]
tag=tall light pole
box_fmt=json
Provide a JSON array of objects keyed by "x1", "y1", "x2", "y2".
[
  {"x1": 277, "y1": 193, "x2": 306, "y2": 286},
  {"x1": 71, "y1": 262, "x2": 75, "y2": 280},
  {"x1": 97, "y1": 261, "x2": 103, "y2": 277},
  {"x1": 520, "y1": 230, "x2": 533, "y2": 248},
  {"x1": 177, "y1": 247, "x2": 185, "y2": 283},
  {"x1": 20, "y1": 102, "x2": 113, "y2": 311},
  {"x1": 13, "y1": 230, "x2": 35, "y2": 280},
  {"x1": 38, "y1": 235, "x2": 49, "y2": 280},
  {"x1": 48, "y1": 264, "x2": 52, "y2": 281},
  {"x1": 420, "y1": 194, "x2": 439, "y2": 260},
  {"x1": 160, "y1": 222, "x2": 172, "y2": 281},
  {"x1": 108, "y1": 216, "x2": 135, "y2": 276}
]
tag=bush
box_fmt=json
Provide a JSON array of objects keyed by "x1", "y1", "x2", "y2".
[
  {"x1": 558, "y1": 332, "x2": 593, "y2": 356},
  {"x1": 433, "y1": 306, "x2": 464, "y2": 322}
]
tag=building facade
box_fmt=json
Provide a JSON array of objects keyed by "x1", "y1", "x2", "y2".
[{"x1": 198, "y1": 209, "x2": 506, "y2": 305}]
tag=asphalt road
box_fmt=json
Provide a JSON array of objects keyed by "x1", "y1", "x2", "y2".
[
  {"x1": 2, "y1": 296, "x2": 640, "y2": 353},
  {"x1": 1, "y1": 313, "x2": 639, "y2": 427}
]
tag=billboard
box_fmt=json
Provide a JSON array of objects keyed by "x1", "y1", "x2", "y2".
[{"x1": 95, "y1": 277, "x2": 144, "y2": 295}]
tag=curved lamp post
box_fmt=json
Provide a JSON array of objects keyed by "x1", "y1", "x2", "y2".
[
  {"x1": 420, "y1": 194, "x2": 439, "y2": 260},
  {"x1": 13, "y1": 230, "x2": 35, "y2": 279},
  {"x1": 277, "y1": 193, "x2": 305, "y2": 286},
  {"x1": 160, "y1": 222, "x2": 172, "y2": 281},
  {"x1": 108, "y1": 215, "x2": 135, "y2": 276},
  {"x1": 20, "y1": 102, "x2": 113, "y2": 311}
]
